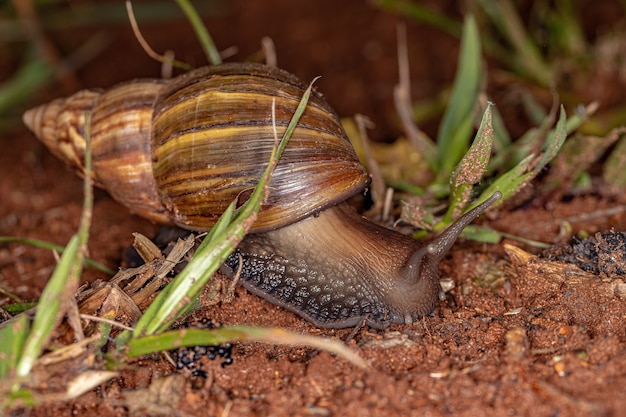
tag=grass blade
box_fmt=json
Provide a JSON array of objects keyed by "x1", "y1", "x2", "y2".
[
  {"x1": 0, "y1": 237, "x2": 114, "y2": 275},
  {"x1": 479, "y1": 154, "x2": 534, "y2": 205},
  {"x1": 478, "y1": 0, "x2": 552, "y2": 86},
  {"x1": 14, "y1": 236, "x2": 79, "y2": 377},
  {"x1": 436, "y1": 14, "x2": 482, "y2": 181},
  {"x1": 15, "y1": 113, "x2": 94, "y2": 377},
  {"x1": 128, "y1": 326, "x2": 368, "y2": 369},
  {"x1": 603, "y1": 128, "x2": 626, "y2": 187},
  {"x1": 0, "y1": 315, "x2": 30, "y2": 378},
  {"x1": 175, "y1": 0, "x2": 222, "y2": 65},
  {"x1": 443, "y1": 104, "x2": 494, "y2": 223},
  {"x1": 0, "y1": 57, "x2": 51, "y2": 117},
  {"x1": 133, "y1": 81, "x2": 317, "y2": 336},
  {"x1": 536, "y1": 106, "x2": 567, "y2": 171},
  {"x1": 372, "y1": 0, "x2": 461, "y2": 37}
]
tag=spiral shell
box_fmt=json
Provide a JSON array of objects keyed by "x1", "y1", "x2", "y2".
[{"x1": 23, "y1": 63, "x2": 369, "y2": 232}]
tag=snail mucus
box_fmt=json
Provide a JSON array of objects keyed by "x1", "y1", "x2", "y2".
[{"x1": 23, "y1": 62, "x2": 500, "y2": 329}]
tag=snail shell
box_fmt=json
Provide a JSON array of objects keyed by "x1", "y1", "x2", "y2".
[
  {"x1": 24, "y1": 62, "x2": 500, "y2": 329},
  {"x1": 24, "y1": 63, "x2": 368, "y2": 231}
]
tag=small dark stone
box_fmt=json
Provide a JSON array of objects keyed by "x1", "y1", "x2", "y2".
[
  {"x1": 170, "y1": 316, "x2": 235, "y2": 376},
  {"x1": 547, "y1": 231, "x2": 626, "y2": 276}
]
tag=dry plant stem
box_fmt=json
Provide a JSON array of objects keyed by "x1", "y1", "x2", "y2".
[
  {"x1": 161, "y1": 50, "x2": 175, "y2": 79},
  {"x1": 565, "y1": 206, "x2": 626, "y2": 222},
  {"x1": 67, "y1": 297, "x2": 85, "y2": 341},
  {"x1": 550, "y1": 206, "x2": 626, "y2": 228},
  {"x1": 382, "y1": 187, "x2": 394, "y2": 222},
  {"x1": 262, "y1": 36, "x2": 277, "y2": 67},
  {"x1": 355, "y1": 114, "x2": 385, "y2": 217},
  {"x1": 394, "y1": 23, "x2": 436, "y2": 161},
  {"x1": 75, "y1": 236, "x2": 196, "y2": 326},
  {"x1": 37, "y1": 335, "x2": 101, "y2": 365},
  {"x1": 13, "y1": 0, "x2": 79, "y2": 91},
  {"x1": 79, "y1": 314, "x2": 135, "y2": 331},
  {"x1": 219, "y1": 46, "x2": 238, "y2": 60},
  {"x1": 125, "y1": 0, "x2": 192, "y2": 71},
  {"x1": 125, "y1": 1, "x2": 164, "y2": 63}
]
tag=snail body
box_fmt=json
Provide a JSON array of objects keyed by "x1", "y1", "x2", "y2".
[{"x1": 24, "y1": 63, "x2": 499, "y2": 329}]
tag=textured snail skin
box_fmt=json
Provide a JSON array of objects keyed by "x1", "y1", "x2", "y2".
[
  {"x1": 224, "y1": 193, "x2": 501, "y2": 329},
  {"x1": 23, "y1": 62, "x2": 500, "y2": 329}
]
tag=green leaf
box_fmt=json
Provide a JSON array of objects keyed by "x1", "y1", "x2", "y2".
[
  {"x1": 444, "y1": 104, "x2": 494, "y2": 222},
  {"x1": 14, "y1": 112, "x2": 94, "y2": 378},
  {"x1": 133, "y1": 81, "x2": 317, "y2": 337},
  {"x1": 478, "y1": 0, "x2": 552, "y2": 86},
  {"x1": 602, "y1": 128, "x2": 626, "y2": 187},
  {"x1": 175, "y1": 0, "x2": 222, "y2": 65},
  {"x1": 15, "y1": 235, "x2": 79, "y2": 377},
  {"x1": 0, "y1": 237, "x2": 114, "y2": 275},
  {"x1": 0, "y1": 315, "x2": 30, "y2": 378},
  {"x1": 0, "y1": 57, "x2": 51, "y2": 117},
  {"x1": 536, "y1": 106, "x2": 567, "y2": 171},
  {"x1": 0, "y1": 303, "x2": 37, "y2": 315},
  {"x1": 436, "y1": 14, "x2": 482, "y2": 180},
  {"x1": 128, "y1": 325, "x2": 368, "y2": 369},
  {"x1": 478, "y1": 154, "x2": 534, "y2": 205},
  {"x1": 372, "y1": 0, "x2": 462, "y2": 37},
  {"x1": 460, "y1": 225, "x2": 502, "y2": 244}
]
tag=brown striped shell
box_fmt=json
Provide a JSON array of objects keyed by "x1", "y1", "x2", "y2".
[{"x1": 23, "y1": 63, "x2": 369, "y2": 232}]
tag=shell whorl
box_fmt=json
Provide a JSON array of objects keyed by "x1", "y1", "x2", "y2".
[{"x1": 23, "y1": 63, "x2": 369, "y2": 231}]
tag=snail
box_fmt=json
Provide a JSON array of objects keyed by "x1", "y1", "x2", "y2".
[{"x1": 23, "y1": 62, "x2": 500, "y2": 329}]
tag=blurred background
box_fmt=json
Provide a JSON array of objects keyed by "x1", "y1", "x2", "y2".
[{"x1": 2, "y1": 0, "x2": 623, "y2": 142}]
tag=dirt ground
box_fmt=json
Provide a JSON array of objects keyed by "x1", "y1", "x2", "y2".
[{"x1": 2, "y1": 1, "x2": 626, "y2": 416}]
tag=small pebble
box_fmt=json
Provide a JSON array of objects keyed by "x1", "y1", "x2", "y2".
[{"x1": 170, "y1": 318, "x2": 234, "y2": 377}]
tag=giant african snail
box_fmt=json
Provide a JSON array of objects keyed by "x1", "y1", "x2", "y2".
[{"x1": 23, "y1": 62, "x2": 500, "y2": 329}]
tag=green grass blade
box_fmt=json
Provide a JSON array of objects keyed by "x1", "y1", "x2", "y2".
[
  {"x1": 436, "y1": 14, "x2": 482, "y2": 181},
  {"x1": 0, "y1": 315, "x2": 30, "y2": 378},
  {"x1": 460, "y1": 224, "x2": 502, "y2": 243},
  {"x1": 564, "y1": 103, "x2": 596, "y2": 135},
  {"x1": 478, "y1": 0, "x2": 552, "y2": 86},
  {"x1": 15, "y1": 235, "x2": 79, "y2": 377},
  {"x1": 536, "y1": 106, "x2": 567, "y2": 171},
  {"x1": 520, "y1": 90, "x2": 548, "y2": 125},
  {"x1": 175, "y1": 0, "x2": 222, "y2": 65},
  {"x1": 490, "y1": 108, "x2": 569, "y2": 197},
  {"x1": 15, "y1": 113, "x2": 94, "y2": 377},
  {"x1": 372, "y1": 0, "x2": 462, "y2": 36},
  {"x1": 479, "y1": 154, "x2": 534, "y2": 205},
  {"x1": 443, "y1": 104, "x2": 494, "y2": 223},
  {"x1": 134, "y1": 83, "x2": 317, "y2": 336},
  {"x1": 0, "y1": 303, "x2": 37, "y2": 315},
  {"x1": 0, "y1": 57, "x2": 51, "y2": 117},
  {"x1": 128, "y1": 325, "x2": 367, "y2": 369},
  {"x1": 603, "y1": 128, "x2": 626, "y2": 187},
  {"x1": 0, "y1": 237, "x2": 114, "y2": 275},
  {"x1": 508, "y1": 100, "x2": 563, "y2": 169},
  {"x1": 202, "y1": 202, "x2": 235, "y2": 245}
]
